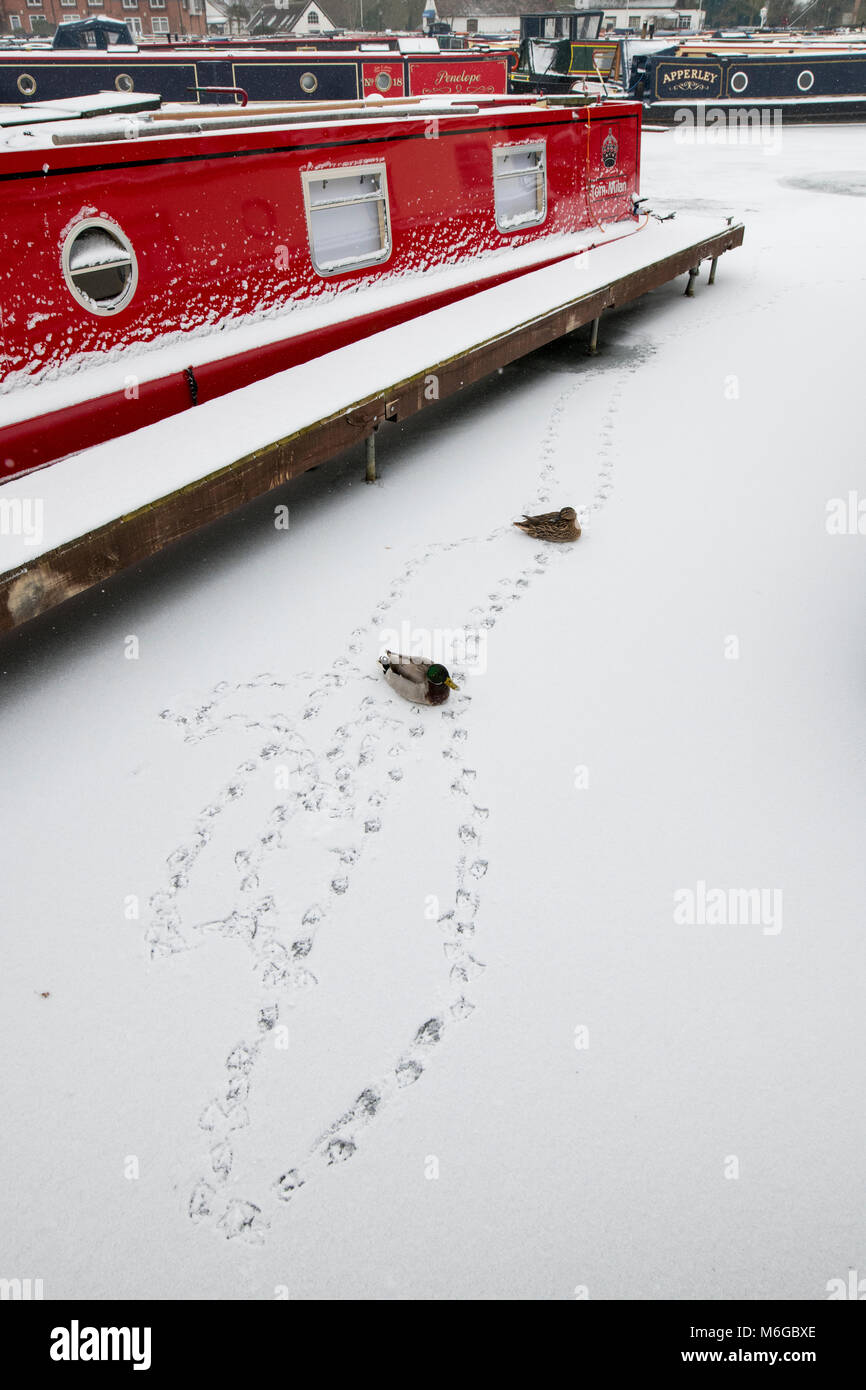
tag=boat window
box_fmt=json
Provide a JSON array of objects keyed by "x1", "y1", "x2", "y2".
[
  {"x1": 302, "y1": 165, "x2": 391, "y2": 275},
  {"x1": 17, "y1": 73, "x2": 37, "y2": 96},
  {"x1": 300, "y1": 71, "x2": 318, "y2": 93},
  {"x1": 493, "y1": 143, "x2": 547, "y2": 233},
  {"x1": 62, "y1": 219, "x2": 138, "y2": 315}
]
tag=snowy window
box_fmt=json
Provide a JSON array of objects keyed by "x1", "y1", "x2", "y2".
[
  {"x1": 302, "y1": 166, "x2": 391, "y2": 276},
  {"x1": 493, "y1": 144, "x2": 546, "y2": 232},
  {"x1": 308, "y1": 9, "x2": 319, "y2": 22},
  {"x1": 62, "y1": 219, "x2": 138, "y2": 316}
]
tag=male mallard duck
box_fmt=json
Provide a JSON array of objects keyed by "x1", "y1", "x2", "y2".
[
  {"x1": 513, "y1": 506, "x2": 581, "y2": 543},
  {"x1": 379, "y1": 652, "x2": 459, "y2": 706}
]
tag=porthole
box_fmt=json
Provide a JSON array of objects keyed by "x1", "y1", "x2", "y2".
[
  {"x1": 299, "y1": 72, "x2": 318, "y2": 94},
  {"x1": 730, "y1": 70, "x2": 748, "y2": 94},
  {"x1": 62, "y1": 218, "x2": 138, "y2": 317},
  {"x1": 115, "y1": 73, "x2": 135, "y2": 93},
  {"x1": 797, "y1": 69, "x2": 814, "y2": 91},
  {"x1": 375, "y1": 71, "x2": 392, "y2": 93},
  {"x1": 17, "y1": 73, "x2": 37, "y2": 97}
]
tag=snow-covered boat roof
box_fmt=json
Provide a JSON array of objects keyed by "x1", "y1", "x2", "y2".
[{"x1": 0, "y1": 90, "x2": 625, "y2": 155}]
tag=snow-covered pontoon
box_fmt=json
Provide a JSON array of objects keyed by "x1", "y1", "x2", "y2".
[{"x1": 0, "y1": 91, "x2": 743, "y2": 633}]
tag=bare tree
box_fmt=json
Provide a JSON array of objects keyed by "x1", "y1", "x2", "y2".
[{"x1": 226, "y1": 2, "x2": 250, "y2": 35}]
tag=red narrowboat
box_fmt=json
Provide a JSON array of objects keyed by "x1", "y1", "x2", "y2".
[{"x1": 0, "y1": 92, "x2": 642, "y2": 477}]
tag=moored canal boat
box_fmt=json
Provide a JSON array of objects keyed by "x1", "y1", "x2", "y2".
[
  {"x1": 510, "y1": 10, "x2": 625, "y2": 97},
  {"x1": 0, "y1": 91, "x2": 642, "y2": 477},
  {"x1": 0, "y1": 18, "x2": 509, "y2": 107},
  {"x1": 629, "y1": 33, "x2": 866, "y2": 121}
]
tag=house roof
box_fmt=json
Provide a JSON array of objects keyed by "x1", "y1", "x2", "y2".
[
  {"x1": 437, "y1": 2, "x2": 588, "y2": 16},
  {"x1": 247, "y1": 4, "x2": 337, "y2": 34}
]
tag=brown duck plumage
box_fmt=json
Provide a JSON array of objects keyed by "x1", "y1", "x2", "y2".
[
  {"x1": 513, "y1": 506, "x2": 581, "y2": 543},
  {"x1": 379, "y1": 652, "x2": 459, "y2": 705}
]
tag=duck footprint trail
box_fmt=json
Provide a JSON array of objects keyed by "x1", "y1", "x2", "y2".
[
  {"x1": 147, "y1": 369, "x2": 620, "y2": 1242},
  {"x1": 153, "y1": 663, "x2": 491, "y2": 1243}
]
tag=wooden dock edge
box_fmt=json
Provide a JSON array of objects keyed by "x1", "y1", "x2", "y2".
[{"x1": 0, "y1": 222, "x2": 744, "y2": 637}]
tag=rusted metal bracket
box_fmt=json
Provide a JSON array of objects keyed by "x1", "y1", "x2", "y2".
[{"x1": 345, "y1": 401, "x2": 385, "y2": 430}]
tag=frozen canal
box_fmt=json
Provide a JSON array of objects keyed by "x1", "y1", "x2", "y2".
[{"x1": 2, "y1": 124, "x2": 865, "y2": 1301}]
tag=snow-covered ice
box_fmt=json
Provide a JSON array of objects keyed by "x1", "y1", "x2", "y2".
[{"x1": 1, "y1": 124, "x2": 865, "y2": 1301}]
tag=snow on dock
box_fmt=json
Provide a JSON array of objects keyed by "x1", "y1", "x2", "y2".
[
  {"x1": 0, "y1": 213, "x2": 742, "y2": 628},
  {"x1": 0, "y1": 127, "x2": 865, "y2": 1301}
]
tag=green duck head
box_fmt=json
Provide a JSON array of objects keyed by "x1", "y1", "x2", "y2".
[{"x1": 426, "y1": 663, "x2": 459, "y2": 691}]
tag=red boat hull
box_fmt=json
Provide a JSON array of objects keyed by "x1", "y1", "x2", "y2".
[{"x1": 0, "y1": 98, "x2": 641, "y2": 476}]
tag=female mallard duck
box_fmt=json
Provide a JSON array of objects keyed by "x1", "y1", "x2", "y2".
[
  {"x1": 513, "y1": 506, "x2": 581, "y2": 543},
  {"x1": 379, "y1": 652, "x2": 459, "y2": 705}
]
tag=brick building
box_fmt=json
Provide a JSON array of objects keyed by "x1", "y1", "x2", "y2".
[{"x1": 0, "y1": 0, "x2": 209, "y2": 39}]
